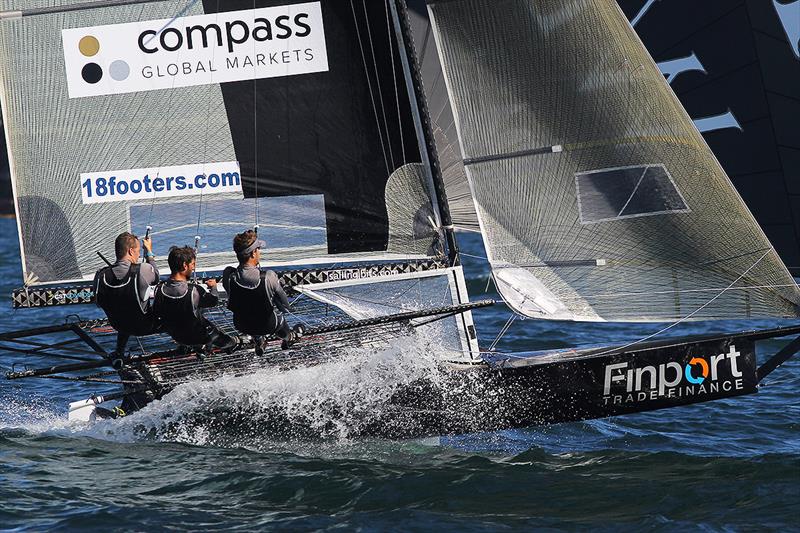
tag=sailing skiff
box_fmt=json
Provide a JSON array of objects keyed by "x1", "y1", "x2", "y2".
[{"x1": 0, "y1": 0, "x2": 798, "y2": 436}]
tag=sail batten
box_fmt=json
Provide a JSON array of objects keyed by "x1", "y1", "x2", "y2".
[{"x1": 427, "y1": 0, "x2": 800, "y2": 322}]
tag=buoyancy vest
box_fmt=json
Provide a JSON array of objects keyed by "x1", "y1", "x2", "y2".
[
  {"x1": 226, "y1": 271, "x2": 284, "y2": 336},
  {"x1": 153, "y1": 282, "x2": 212, "y2": 346},
  {"x1": 95, "y1": 264, "x2": 158, "y2": 336}
]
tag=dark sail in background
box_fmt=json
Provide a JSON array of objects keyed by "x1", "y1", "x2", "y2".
[
  {"x1": 408, "y1": 0, "x2": 800, "y2": 274},
  {"x1": 203, "y1": 0, "x2": 422, "y2": 254},
  {"x1": 618, "y1": 0, "x2": 800, "y2": 273}
]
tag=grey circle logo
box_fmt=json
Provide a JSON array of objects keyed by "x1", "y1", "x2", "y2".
[{"x1": 109, "y1": 60, "x2": 130, "y2": 81}]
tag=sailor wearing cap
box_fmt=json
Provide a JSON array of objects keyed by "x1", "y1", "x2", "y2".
[{"x1": 223, "y1": 230, "x2": 303, "y2": 352}]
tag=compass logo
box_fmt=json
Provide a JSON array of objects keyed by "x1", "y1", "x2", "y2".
[
  {"x1": 75, "y1": 35, "x2": 131, "y2": 85},
  {"x1": 62, "y1": 2, "x2": 327, "y2": 98}
]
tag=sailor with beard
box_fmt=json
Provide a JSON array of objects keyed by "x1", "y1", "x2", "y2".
[{"x1": 154, "y1": 246, "x2": 239, "y2": 353}]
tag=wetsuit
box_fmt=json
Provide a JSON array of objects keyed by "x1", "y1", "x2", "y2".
[
  {"x1": 154, "y1": 279, "x2": 237, "y2": 349},
  {"x1": 94, "y1": 258, "x2": 160, "y2": 353},
  {"x1": 223, "y1": 265, "x2": 292, "y2": 338},
  {"x1": 93, "y1": 257, "x2": 160, "y2": 415}
]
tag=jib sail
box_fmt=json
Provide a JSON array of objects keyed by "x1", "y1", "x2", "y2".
[
  {"x1": 0, "y1": 0, "x2": 444, "y2": 284},
  {"x1": 412, "y1": 0, "x2": 800, "y2": 271},
  {"x1": 426, "y1": 0, "x2": 800, "y2": 321}
]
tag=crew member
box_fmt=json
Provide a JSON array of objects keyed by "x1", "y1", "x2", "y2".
[
  {"x1": 94, "y1": 232, "x2": 160, "y2": 356},
  {"x1": 154, "y1": 246, "x2": 238, "y2": 352},
  {"x1": 223, "y1": 230, "x2": 303, "y2": 351}
]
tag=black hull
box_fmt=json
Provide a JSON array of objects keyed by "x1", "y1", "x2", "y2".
[
  {"x1": 132, "y1": 329, "x2": 789, "y2": 439},
  {"x1": 3, "y1": 315, "x2": 797, "y2": 439}
]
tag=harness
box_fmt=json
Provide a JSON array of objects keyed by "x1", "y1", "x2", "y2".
[
  {"x1": 95, "y1": 263, "x2": 158, "y2": 336},
  {"x1": 227, "y1": 270, "x2": 284, "y2": 336},
  {"x1": 153, "y1": 282, "x2": 212, "y2": 346}
]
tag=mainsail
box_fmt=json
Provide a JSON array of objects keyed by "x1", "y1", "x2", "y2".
[
  {"x1": 0, "y1": 0, "x2": 445, "y2": 284},
  {"x1": 426, "y1": 0, "x2": 800, "y2": 321}
]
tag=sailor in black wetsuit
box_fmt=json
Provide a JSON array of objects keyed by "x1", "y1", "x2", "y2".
[
  {"x1": 222, "y1": 230, "x2": 303, "y2": 352},
  {"x1": 153, "y1": 246, "x2": 238, "y2": 352},
  {"x1": 94, "y1": 232, "x2": 160, "y2": 356}
]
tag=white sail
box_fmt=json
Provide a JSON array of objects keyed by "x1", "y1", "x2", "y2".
[
  {"x1": 427, "y1": 0, "x2": 800, "y2": 321},
  {"x1": 0, "y1": 0, "x2": 444, "y2": 284}
]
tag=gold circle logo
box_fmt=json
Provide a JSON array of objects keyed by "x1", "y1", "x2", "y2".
[{"x1": 78, "y1": 36, "x2": 100, "y2": 57}]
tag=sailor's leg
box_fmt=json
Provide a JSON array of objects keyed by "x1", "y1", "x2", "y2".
[
  {"x1": 208, "y1": 327, "x2": 239, "y2": 352},
  {"x1": 278, "y1": 317, "x2": 304, "y2": 350},
  {"x1": 274, "y1": 319, "x2": 291, "y2": 340},
  {"x1": 115, "y1": 333, "x2": 130, "y2": 355}
]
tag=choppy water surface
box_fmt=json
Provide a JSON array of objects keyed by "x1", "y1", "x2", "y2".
[{"x1": 0, "y1": 219, "x2": 798, "y2": 531}]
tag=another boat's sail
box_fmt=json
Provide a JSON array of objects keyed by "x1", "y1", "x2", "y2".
[
  {"x1": 619, "y1": 0, "x2": 800, "y2": 275},
  {"x1": 427, "y1": 0, "x2": 800, "y2": 321},
  {"x1": 0, "y1": 0, "x2": 445, "y2": 285}
]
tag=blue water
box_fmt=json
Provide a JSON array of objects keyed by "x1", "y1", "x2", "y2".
[{"x1": 0, "y1": 218, "x2": 798, "y2": 531}]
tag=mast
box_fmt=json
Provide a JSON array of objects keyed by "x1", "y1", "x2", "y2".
[{"x1": 389, "y1": 0, "x2": 460, "y2": 267}]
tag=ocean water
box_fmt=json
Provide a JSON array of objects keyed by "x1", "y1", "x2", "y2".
[{"x1": 0, "y1": 218, "x2": 798, "y2": 531}]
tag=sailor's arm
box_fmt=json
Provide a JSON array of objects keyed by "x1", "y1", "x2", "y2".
[
  {"x1": 141, "y1": 236, "x2": 159, "y2": 279},
  {"x1": 266, "y1": 271, "x2": 291, "y2": 312},
  {"x1": 221, "y1": 266, "x2": 236, "y2": 294},
  {"x1": 197, "y1": 280, "x2": 220, "y2": 309},
  {"x1": 137, "y1": 236, "x2": 159, "y2": 301}
]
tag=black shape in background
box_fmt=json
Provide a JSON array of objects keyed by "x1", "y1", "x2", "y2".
[
  {"x1": 203, "y1": 0, "x2": 421, "y2": 254},
  {"x1": 618, "y1": 0, "x2": 800, "y2": 274}
]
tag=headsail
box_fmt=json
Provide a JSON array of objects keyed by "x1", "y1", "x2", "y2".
[
  {"x1": 0, "y1": 0, "x2": 444, "y2": 284},
  {"x1": 426, "y1": 0, "x2": 800, "y2": 321},
  {"x1": 412, "y1": 1, "x2": 800, "y2": 267}
]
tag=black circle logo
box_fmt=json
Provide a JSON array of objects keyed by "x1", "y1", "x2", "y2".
[{"x1": 81, "y1": 63, "x2": 103, "y2": 84}]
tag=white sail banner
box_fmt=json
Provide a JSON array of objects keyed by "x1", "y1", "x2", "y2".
[
  {"x1": 62, "y1": 2, "x2": 328, "y2": 98},
  {"x1": 79, "y1": 161, "x2": 242, "y2": 204}
]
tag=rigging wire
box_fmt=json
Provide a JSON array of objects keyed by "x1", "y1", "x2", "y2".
[
  {"x1": 142, "y1": 0, "x2": 201, "y2": 242},
  {"x1": 350, "y1": 0, "x2": 390, "y2": 177},
  {"x1": 362, "y1": 0, "x2": 394, "y2": 170},
  {"x1": 192, "y1": 0, "x2": 222, "y2": 281},
  {"x1": 253, "y1": 0, "x2": 259, "y2": 232},
  {"x1": 489, "y1": 314, "x2": 517, "y2": 352},
  {"x1": 385, "y1": 0, "x2": 405, "y2": 166},
  {"x1": 589, "y1": 249, "x2": 774, "y2": 357}
]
